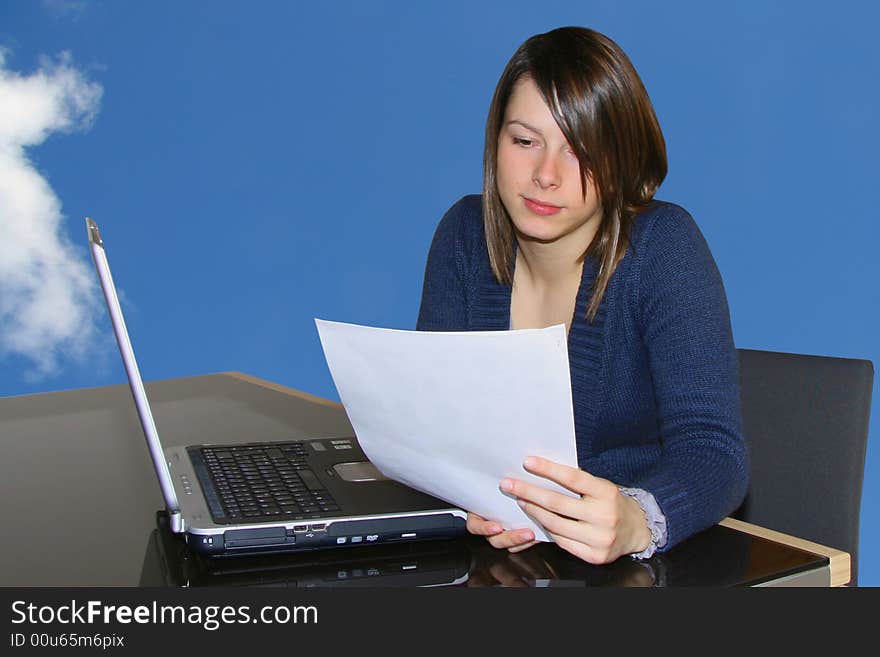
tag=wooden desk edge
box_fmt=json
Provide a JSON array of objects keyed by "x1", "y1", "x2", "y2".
[
  {"x1": 719, "y1": 517, "x2": 851, "y2": 586},
  {"x1": 217, "y1": 376, "x2": 852, "y2": 587},
  {"x1": 221, "y1": 372, "x2": 345, "y2": 410}
]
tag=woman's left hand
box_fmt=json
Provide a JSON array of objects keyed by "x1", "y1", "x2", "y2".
[{"x1": 501, "y1": 456, "x2": 653, "y2": 564}]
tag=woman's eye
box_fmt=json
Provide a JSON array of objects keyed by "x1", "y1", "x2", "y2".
[{"x1": 513, "y1": 137, "x2": 534, "y2": 148}]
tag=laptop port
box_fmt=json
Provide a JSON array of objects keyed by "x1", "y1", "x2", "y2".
[
  {"x1": 310, "y1": 523, "x2": 327, "y2": 532},
  {"x1": 293, "y1": 525, "x2": 308, "y2": 533}
]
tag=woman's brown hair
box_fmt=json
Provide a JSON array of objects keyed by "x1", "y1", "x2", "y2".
[{"x1": 483, "y1": 27, "x2": 667, "y2": 321}]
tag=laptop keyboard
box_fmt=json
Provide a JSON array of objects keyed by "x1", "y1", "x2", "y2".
[{"x1": 199, "y1": 443, "x2": 341, "y2": 521}]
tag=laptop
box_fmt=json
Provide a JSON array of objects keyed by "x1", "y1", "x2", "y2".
[
  {"x1": 142, "y1": 511, "x2": 472, "y2": 587},
  {"x1": 86, "y1": 218, "x2": 467, "y2": 557}
]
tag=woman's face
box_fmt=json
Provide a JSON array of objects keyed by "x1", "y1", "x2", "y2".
[{"x1": 496, "y1": 77, "x2": 602, "y2": 248}]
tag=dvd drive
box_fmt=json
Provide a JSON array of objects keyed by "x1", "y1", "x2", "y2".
[{"x1": 327, "y1": 513, "x2": 464, "y2": 537}]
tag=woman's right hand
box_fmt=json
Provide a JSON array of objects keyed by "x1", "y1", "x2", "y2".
[{"x1": 466, "y1": 512, "x2": 539, "y2": 553}]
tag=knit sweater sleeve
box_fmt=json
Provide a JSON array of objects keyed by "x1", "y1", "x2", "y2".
[
  {"x1": 631, "y1": 206, "x2": 749, "y2": 549},
  {"x1": 416, "y1": 196, "x2": 479, "y2": 331}
]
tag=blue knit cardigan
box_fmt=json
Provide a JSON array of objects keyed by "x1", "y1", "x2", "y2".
[{"x1": 416, "y1": 195, "x2": 749, "y2": 551}]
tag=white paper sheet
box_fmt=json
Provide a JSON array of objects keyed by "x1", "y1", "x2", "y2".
[{"x1": 315, "y1": 319, "x2": 579, "y2": 542}]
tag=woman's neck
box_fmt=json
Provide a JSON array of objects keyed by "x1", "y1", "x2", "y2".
[{"x1": 514, "y1": 233, "x2": 588, "y2": 291}]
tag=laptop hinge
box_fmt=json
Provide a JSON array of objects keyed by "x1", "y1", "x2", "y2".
[{"x1": 168, "y1": 511, "x2": 184, "y2": 533}]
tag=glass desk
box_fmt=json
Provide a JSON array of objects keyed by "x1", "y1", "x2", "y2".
[{"x1": 0, "y1": 372, "x2": 845, "y2": 587}]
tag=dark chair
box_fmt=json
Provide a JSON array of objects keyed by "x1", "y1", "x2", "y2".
[{"x1": 733, "y1": 348, "x2": 873, "y2": 585}]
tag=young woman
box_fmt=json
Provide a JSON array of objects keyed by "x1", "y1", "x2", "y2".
[{"x1": 417, "y1": 27, "x2": 748, "y2": 564}]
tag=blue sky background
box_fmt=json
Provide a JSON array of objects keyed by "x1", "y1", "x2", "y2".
[{"x1": 1, "y1": 1, "x2": 878, "y2": 583}]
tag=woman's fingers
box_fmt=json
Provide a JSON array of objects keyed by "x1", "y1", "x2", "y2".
[
  {"x1": 487, "y1": 528, "x2": 536, "y2": 550},
  {"x1": 517, "y1": 499, "x2": 594, "y2": 544},
  {"x1": 466, "y1": 512, "x2": 503, "y2": 536},
  {"x1": 522, "y1": 456, "x2": 614, "y2": 499},
  {"x1": 467, "y1": 512, "x2": 536, "y2": 550},
  {"x1": 506, "y1": 539, "x2": 539, "y2": 553},
  {"x1": 500, "y1": 477, "x2": 584, "y2": 519}
]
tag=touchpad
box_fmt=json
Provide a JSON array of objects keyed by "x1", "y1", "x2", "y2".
[{"x1": 333, "y1": 461, "x2": 389, "y2": 482}]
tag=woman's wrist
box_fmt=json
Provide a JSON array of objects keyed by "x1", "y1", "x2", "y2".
[
  {"x1": 621, "y1": 493, "x2": 653, "y2": 554},
  {"x1": 618, "y1": 487, "x2": 667, "y2": 559}
]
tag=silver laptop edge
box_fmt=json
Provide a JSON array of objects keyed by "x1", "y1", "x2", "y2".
[{"x1": 86, "y1": 218, "x2": 184, "y2": 532}]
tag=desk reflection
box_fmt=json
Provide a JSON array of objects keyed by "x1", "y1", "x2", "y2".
[{"x1": 141, "y1": 511, "x2": 807, "y2": 587}]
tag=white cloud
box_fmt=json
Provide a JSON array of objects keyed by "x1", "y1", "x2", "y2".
[{"x1": 0, "y1": 50, "x2": 103, "y2": 379}]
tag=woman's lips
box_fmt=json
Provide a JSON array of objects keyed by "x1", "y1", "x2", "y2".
[{"x1": 523, "y1": 197, "x2": 562, "y2": 216}]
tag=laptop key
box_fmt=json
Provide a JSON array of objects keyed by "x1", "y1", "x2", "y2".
[{"x1": 299, "y1": 469, "x2": 322, "y2": 491}]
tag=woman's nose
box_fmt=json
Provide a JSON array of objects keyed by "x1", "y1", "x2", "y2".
[{"x1": 532, "y1": 153, "x2": 561, "y2": 189}]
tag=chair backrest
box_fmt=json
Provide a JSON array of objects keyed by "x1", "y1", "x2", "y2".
[{"x1": 734, "y1": 348, "x2": 873, "y2": 585}]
